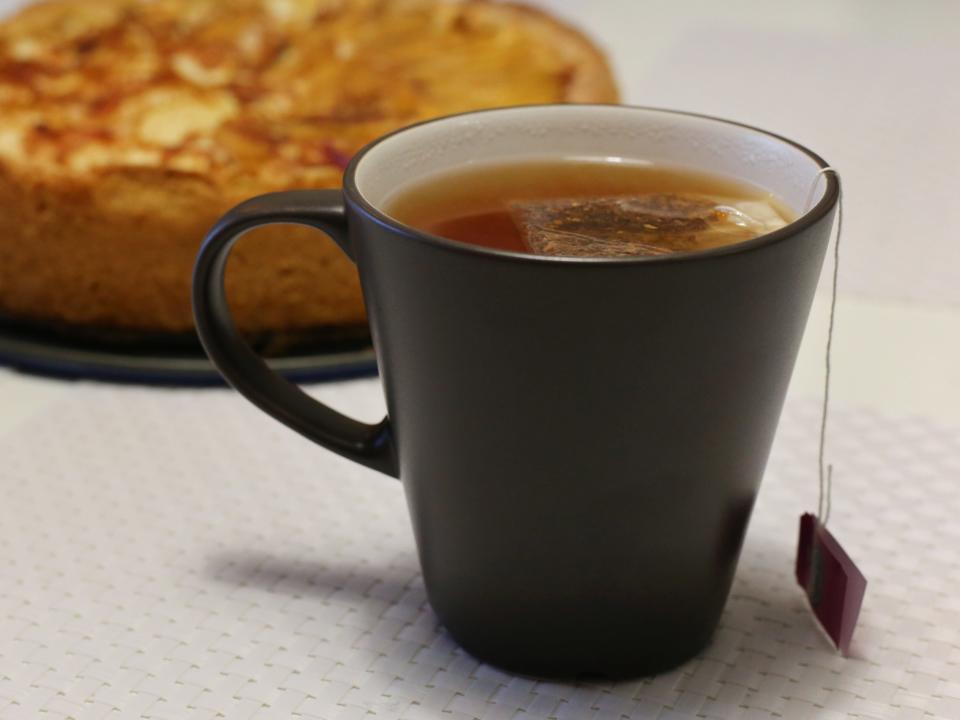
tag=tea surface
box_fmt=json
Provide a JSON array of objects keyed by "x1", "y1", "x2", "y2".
[{"x1": 386, "y1": 159, "x2": 794, "y2": 256}]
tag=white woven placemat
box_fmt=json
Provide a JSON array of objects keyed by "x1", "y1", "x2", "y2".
[{"x1": 1, "y1": 380, "x2": 958, "y2": 719}]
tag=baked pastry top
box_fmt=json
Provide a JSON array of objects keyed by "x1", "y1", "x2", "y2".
[{"x1": 0, "y1": 0, "x2": 618, "y2": 339}]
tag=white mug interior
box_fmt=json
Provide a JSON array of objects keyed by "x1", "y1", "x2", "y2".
[{"x1": 353, "y1": 105, "x2": 830, "y2": 221}]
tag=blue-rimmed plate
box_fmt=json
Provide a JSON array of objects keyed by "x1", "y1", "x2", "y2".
[{"x1": 0, "y1": 321, "x2": 377, "y2": 386}]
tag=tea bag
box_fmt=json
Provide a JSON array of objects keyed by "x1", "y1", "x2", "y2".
[{"x1": 510, "y1": 193, "x2": 788, "y2": 257}]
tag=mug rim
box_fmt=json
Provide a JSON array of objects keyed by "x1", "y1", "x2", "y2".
[{"x1": 342, "y1": 104, "x2": 839, "y2": 266}]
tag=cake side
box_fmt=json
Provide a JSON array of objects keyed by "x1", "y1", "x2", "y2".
[{"x1": 0, "y1": 158, "x2": 364, "y2": 333}]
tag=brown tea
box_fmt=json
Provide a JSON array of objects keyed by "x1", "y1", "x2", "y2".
[{"x1": 385, "y1": 159, "x2": 794, "y2": 256}]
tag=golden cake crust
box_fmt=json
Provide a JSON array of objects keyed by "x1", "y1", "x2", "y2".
[{"x1": 0, "y1": 0, "x2": 618, "y2": 336}]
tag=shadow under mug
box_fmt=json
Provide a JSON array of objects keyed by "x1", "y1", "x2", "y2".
[{"x1": 193, "y1": 105, "x2": 839, "y2": 677}]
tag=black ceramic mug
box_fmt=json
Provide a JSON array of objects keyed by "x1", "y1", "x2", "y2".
[{"x1": 193, "y1": 105, "x2": 838, "y2": 677}]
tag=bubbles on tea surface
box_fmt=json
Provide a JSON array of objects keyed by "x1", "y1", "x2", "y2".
[{"x1": 510, "y1": 193, "x2": 788, "y2": 257}]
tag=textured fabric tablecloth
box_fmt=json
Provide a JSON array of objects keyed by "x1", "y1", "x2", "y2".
[{"x1": 1, "y1": 382, "x2": 958, "y2": 720}]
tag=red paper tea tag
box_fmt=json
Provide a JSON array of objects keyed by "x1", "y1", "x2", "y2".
[{"x1": 795, "y1": 513, "x2": 867, "y2": 655}]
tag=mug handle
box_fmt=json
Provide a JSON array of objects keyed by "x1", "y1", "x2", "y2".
[{"x1": 192, "y1": 189, "x2": 398, "y2": 478}]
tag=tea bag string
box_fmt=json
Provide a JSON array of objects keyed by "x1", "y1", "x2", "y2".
[{"x1": 804, "y1": 167, "x2": 842, "y2": 527}]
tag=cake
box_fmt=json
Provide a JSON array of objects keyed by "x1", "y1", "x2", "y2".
[{"x1": 0, "y1": 0, "x2": 618, "y2": 350}]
